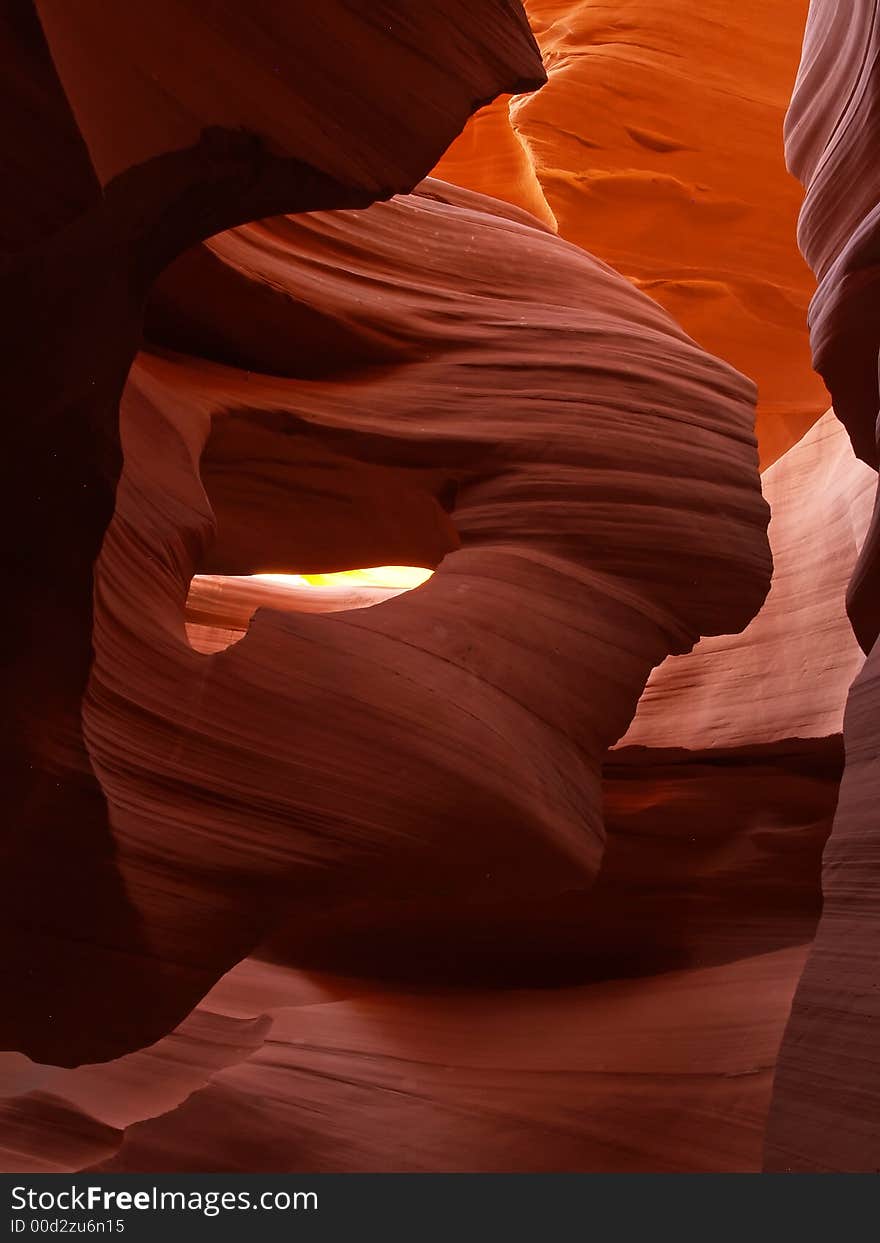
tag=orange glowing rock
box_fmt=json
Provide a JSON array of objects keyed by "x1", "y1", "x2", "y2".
[{"x1": 435, "y1": 0, "x2": 827, "y2": 466}]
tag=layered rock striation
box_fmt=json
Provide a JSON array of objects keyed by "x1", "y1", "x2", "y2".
[{"x1": 764, "y1": 0, "x2": 880, "y2": 1173}]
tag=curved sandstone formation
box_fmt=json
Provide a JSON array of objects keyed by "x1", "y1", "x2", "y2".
[
  {"x1": 33, "y1": 0, "x2": 544, "y2": 194},
  {"x1": 763, "y1": 0, "x2": 880, "y2": 1172},
  {"x1": 784, "y1": 0, "x2": 880, "y2": 468},
  {"x1": 435, "y1": 0, "x2": 827, "y2": 465},
  {"x1": 90, "y1": 947, "x2": 806, "y2": 1174},
  {"x1": 251, "y1": 421, "x2": 866, "y2": 995},
  {"x1": 1, "y1": 0, "x2": 545, "y2": 1068},
  {"x1": 619, "y1": 410, "x2": 874, "y2": 752},
  {"x1": 594, "y1": 410, "x2": 873, "y2": 1071},
  {"x1": 71, "y1": 185, "x2": 769, "y2": 1067}
]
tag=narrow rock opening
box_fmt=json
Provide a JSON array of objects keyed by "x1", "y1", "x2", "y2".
[{"x1": 185, "y1": 565, "x2": 434, "y2": 653}]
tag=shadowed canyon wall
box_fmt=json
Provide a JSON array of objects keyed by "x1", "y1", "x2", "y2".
[
  {"x1": 763, "y1": 0, "x2": 880, "y2": 1173},
  {"x1": 2, "y1": 0, "x2": 545, "y2": 1067}
]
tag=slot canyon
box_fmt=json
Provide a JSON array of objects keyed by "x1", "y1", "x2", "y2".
[{"x1": 2, "y1": 0, "x2": 879, "y2": 1174}]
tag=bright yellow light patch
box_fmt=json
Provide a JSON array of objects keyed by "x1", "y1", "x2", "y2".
[{"x1": 252, "y1": 566, "x2": 434, "y2": 590}]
